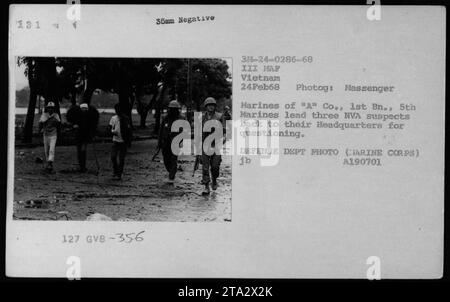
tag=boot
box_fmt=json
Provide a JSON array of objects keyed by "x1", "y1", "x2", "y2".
[
  {"x1": 167, "y1": 176, "x2": 175, "y2": 185},
  {"x1": 202, "y1": 183, "x2": 210, "y2": 195},
  {"x1": 211, "y1": 179, "x2": 218, "y2": 191}
]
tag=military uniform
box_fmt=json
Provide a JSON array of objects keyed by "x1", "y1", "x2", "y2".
[
  {"x1": 158, "y1": 101, "x2": 184, "y2": 181},
  {"x1": 201, "y1": 98, "x2": 225, "y2": 193}
]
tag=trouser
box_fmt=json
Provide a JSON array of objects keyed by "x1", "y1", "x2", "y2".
[
  {"x1": 43, "y1": 134, "x2": 57, "y2": 162},
  {"x1": 76, "y1": 140, "x2": 89, "y2": 170},
  {"x1": 162, "y1": 145, "x2": 178, "y2": 180},
  {"x1": 202, "y1": 153, "x2": 221, "y2": 184},
  {"x1": 111, "y1": 142, "x2": 127, "y2": 176}
]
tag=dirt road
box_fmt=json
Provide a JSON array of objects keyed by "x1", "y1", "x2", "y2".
[{"x1": 13, "y1": 139, "x2": 231, "y2": 222}]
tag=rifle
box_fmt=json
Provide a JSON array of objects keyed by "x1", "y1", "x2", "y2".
[
  {"x1": 151, "y1": 146, "x2": 161, "y2": 161},
  {"x1": 192, "y1": 155, "x2": 201, "y2": 177}
]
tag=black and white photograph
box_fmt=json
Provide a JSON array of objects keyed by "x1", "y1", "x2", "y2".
[
  {"x1": 12, "y1": 57, "x2": 232, "y2": 221},
  {"x1": 4, "y1": 4, "x2": 446, "y2": 282}
]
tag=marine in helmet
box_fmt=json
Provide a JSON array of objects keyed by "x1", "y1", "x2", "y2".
[
  {"x1": 158, "y1": 100, "x2": 185, "y2": 184},
  {"x1": 201, "y1": 97, "x2": 225, "y2": 195}
]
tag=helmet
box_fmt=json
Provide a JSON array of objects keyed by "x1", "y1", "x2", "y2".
[
  {"x1": 168, "y1": 100, "x2": 181, "y2": 109},
  {"x1": 225, "y1": 106, "x2": 230, "y2": 110},
  {"x1": 204, "y1": 97, "x2": 217, "y2": 107},
  {"x1": 80, "y1": 103, "x2": 89, "y2": 109},
  {"x1": 46, "y1": 102, "x2": 55, "y2": 108}
]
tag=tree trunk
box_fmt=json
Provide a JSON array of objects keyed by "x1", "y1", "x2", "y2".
[
  {"x1": 139, "y1": 108, "x2": 149, "y2": 128},
  {"x1": 118, "y1": 91, "x2": 130, "y2": 114},
  {"x1": 153, "y1": 108, "x2": 161, "y2": 135},
  {"x1": 195, "y1": 92, "x2": 201, "y2": 112},
  {"x1": 135, "y1": 86, "x2": 155, "y2": 129},
  {"x1": 41, "y1": 57, "x2": 62, "y2": 122},
  {"x1": 54, "y1": 96, "x2": 62, "y2": 117},
  {"x1": 22, "y1": 74, "x2": 37, "y2": 143},
  {"x1": 152, "y1": 84, "x2": 166, "y2": 135},
  {"x1": 128, "y1": 95, "x2": 134, "y2": 129},
  {"x1": 70, "y1": 88, "x2": 77, "y2": 106},
  {"x1": 42, "y1": 58, "x2": 57, "y2": 102},
  {"x1": 82, "y1": 82, "x2": 95, "y2": 104}
]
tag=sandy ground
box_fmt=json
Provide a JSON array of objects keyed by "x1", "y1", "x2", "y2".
[{"x1": 13, "y1": 139, "x2": 232, "y2": 222}]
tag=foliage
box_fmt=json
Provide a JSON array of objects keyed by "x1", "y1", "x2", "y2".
[{"x1": 18, "y1": 57, "x2": 231, "y2": 109}]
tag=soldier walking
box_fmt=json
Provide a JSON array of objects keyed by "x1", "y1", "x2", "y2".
[{"x1": 201, "y1": 97, "x2": 225, "y2": 195}]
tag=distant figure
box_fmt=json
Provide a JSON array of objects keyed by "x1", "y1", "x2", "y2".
[
  {"x1": 108, "y1": 103, "x2": 132, "y2": 180},
  {"x1": 158, "y1": 100, "x2": 184, "y2": 184},
  {"x1": 38, "y1": 102, "x2": 60, "y2": 172},
  {"x1": 66, "y1": 102, "x2": 99, "y2": 172},
  {"x1": 223, "y1": 105, "x2": 232, "y2": 121},
  {"x1": 201, "y1": 97, "x2": 225, "y2": 195}
]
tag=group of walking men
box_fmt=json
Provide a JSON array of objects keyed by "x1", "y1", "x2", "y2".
[{"x1": 37, "y1": 97, "x2": 229, "y2": 195}]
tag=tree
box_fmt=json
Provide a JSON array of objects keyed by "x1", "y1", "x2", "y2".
[
  {"x1": 167, "y1": 58, "x2": 231, "y2": 111},
  {"x1": 78, "y1": 58, "x2": 163, "y2": 128},
  {"x1": 18, "y1": 57, "x2": 232, "y2": 140},
  {"x1": 19, "y1": 57, "x2": 59, "y2": 142},
  {"x1": 19, "y1": 57, "x2": 37, "y2": 143},
  {"x1": 56, "y1": 58, "x2": 88, "y2": 106},
  {"x1": 40, "y1": 57, "x2": 59, "y2": 114},
  {"x1": 133, "y1": 59, "x2": 161, "y2": 128}
]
